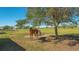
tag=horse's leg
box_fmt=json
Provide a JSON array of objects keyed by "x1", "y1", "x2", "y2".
[
  {"x1": 30, "y1": 33, "x2": 33, "y2": 40},
  {"x1": 35, "y1": 32, "x2": 39, "y2": 40},
  {"x1": 39, "y1": 31, "x2": 41, "y2": 36}
]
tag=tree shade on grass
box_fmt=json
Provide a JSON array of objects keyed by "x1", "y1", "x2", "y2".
[{"x1": 0, "y1": 38, "x2": 25, "y2": 51}]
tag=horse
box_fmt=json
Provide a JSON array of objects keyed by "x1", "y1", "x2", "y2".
[{"x1": 29, "y1": 27, "x2": 41, "y2": 40}]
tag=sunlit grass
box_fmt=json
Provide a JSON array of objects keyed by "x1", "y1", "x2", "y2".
[{"x1": 40, "y1": 27, "x2": 79, "y2": 35}]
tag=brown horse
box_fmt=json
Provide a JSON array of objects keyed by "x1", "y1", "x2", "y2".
[{"x1": 29, "y1": 27, "x2": 41, "y2": 39}]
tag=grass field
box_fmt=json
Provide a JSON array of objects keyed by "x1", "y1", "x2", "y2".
[{"x1": 0, "y1": 28, "x2": 79, "y2": 51}]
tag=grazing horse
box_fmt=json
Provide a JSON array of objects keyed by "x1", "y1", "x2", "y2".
[{"x1": 29, "y1": 27, "x2": 41, "y2": 39}]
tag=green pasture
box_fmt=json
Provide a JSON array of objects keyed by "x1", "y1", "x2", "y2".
[
  {"x1": 0, "y1": 28, "x2": 79, "y2": 50},
  {"x1": 0, "y1": 27, "x2": 79, "y2": 38}
]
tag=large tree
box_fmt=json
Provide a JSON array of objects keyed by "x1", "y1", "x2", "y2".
[
  {"x1": 27, "y1": 7, "x2": 78, "y2": 39},
  {"x1": 45, "y1": 8, "x2": 73, "y2": 39}
]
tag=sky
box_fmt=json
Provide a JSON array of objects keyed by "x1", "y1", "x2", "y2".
[
  {"x1": 0, "y1": 7, "x2": 79, "y2": 27},
  {"x1": 0, "y1": 7, "x2": 27, "y2": 26}
]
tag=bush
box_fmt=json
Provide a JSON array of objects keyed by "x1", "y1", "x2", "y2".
[{"x1": 3, "y1": 26, "x2": 14, "y2": 30}]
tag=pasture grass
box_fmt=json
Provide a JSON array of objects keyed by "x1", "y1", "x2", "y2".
[
  {"x1": 40, "y1": 27, "x2": 79, "y2": 35},
  {"x1": 0, "y1": 27, "x2": 79, "y2": 50}
]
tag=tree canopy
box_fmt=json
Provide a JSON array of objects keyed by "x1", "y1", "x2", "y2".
[{"x1": 26, "y1": 7, "x2": 79, "y2": 39}]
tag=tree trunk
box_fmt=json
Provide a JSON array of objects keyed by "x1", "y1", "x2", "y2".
[{"x1": 54, "y1": 25, "x2": 58, "y2": 39}]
